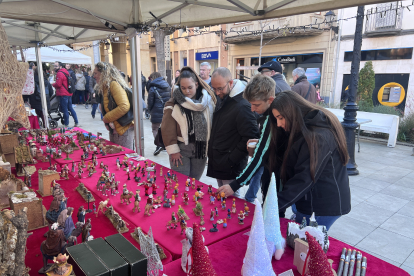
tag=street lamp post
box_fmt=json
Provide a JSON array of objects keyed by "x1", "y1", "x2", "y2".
[{"x1": 342, "y1": 6, "x2": 365, "y2": 175}]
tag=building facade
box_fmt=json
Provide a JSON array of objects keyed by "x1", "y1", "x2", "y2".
[{"x1": 334, "y1": 1, "x2": 414, "y2": 115}]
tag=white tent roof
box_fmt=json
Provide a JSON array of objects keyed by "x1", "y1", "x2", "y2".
[
  {"x1": 0, "y1": 0, "x2": 390, "y2": 37},
  {"x1": 17, "y1": 45, "x2": 92, "y2": 64}
]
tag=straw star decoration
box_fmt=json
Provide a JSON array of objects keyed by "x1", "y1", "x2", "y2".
[{"x1": 0, "y1": 19, "x2": 30, "y2": 129}]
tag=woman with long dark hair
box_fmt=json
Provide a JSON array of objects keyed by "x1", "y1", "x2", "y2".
[
  {"x1": 219, "y1": 90, "x2": 350, "y2": 230},
  {"x1": 161, "y1": 67, "x2": 216, "y2": 180}
]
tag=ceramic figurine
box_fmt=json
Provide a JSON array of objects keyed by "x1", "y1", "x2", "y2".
[
  {"x1": 231, "y1": 203, "x2": 237, "y2": 214},
  {"x1": 93, "y1": 203, "x2": 96, "y2": 213},
  {"x1": 116, "y1": 157, "x2": 120, "y2": 165},
  {"x1": 122, "y1": 184, "x2": 129, "y2": 196},
  {"x1": 223, "y1": 218, "x2": 227, "y2": 228},
  {"x1": 115, "y1": 181, "x2": 119, "y2": 194},
  {"x1": 123, "y1": 157, "x2": 128, "y2": 168},
  {"x1": 185, "y1": 181, "x2": 190, "y2": 192},
  {"x1": 227, "y1": 209, "x2": 232, "y2": 219},
  {"x1": 183, "y1": 192, "x2": 189, "y2": 205},
  {"x1": 173, "y1": 184, "x2": 179, "y2": 195},
  {"x1": 179, "y1": 216, "x2": 187, "y2": 235},
  {"x1": 171, "y1": 194, "x2": 176, "y2": 206},
  {"x1": 215, "y1": 207, "x2": 219, "y2": 216},
  {"x1": 117, "y1": 162, "x2": 121, "y2": 170},
  {"x1": 160, "y1": 167, "x2": 163, "y2": 176},
  {"x1": 191, "y1": 178, "x2": 196, "y2": 189},
  {"x1": 244, "y1": 203, "x2": 250, "y2": 216},
  {"x1": 167, "y1": 170, "x2": 171, "y2": 178},
  {"x1": 210, "y1": 209, "x2": 214, "y2": 221},
  {"x1": 144, "y1": 194, "x2": 154, "y2": 216},
  {"x1": 221, "y1": 200, "x2": 226, "y2": 210},
  {"x1": 220, "y1": 192, "x2": 226, "y2": 202},
  {"x1": 146, "y1": 171, "x2": 150, "y2": 179},
  {"x1": 133, "y1": 190, "x2": 141, "y2": 213},
  {"x1": 209, "y1": 223, "x2": 218, "y2": 232},
  {"x1": 200, "y1": 215, "x2": 205, "y2": 226},
  {"x1": 152, "y1": 183, "x2": 158, "y2": 195},
  {"x1": 166, "y1": 212, "x2": 178, "y2": 230},
  {"x1": 163, "y1": 198, "x2": 171, "y2": 208},
  {"x1": 208, "y1": 185, "x2": 213, "y2": 195},
  {"x1": 210, "y1": 193, "x2": 215, "y2": 204},
  {"x1": 127, "y1": 171, "x2": 131, "y2": 180},
  {"x1": 238, "y1": 211, "x2": 245, "y2": 224},
  {"x1": 144, "y1": 183, "x2": 150, "y2": 196}
]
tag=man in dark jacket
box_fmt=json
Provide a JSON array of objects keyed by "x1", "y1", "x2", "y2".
[
  {"x1": 258, "y1": 60, "x2": 290, "y2": 94},
  {"x1": 147, "y1": 73, "x2": 171, "y2": 155},
  {"x1": 208, "y1": 67, "x2": 259, "y2": 197},
  {"x1": 291, "y1": 67, "x2": 318, "y2": 104},
  {"x1": 53, "y1": 61, "x2": 80, "y2": 127}
]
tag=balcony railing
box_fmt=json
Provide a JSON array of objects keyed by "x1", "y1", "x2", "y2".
[{"x1": 365, "y1": 2, "x2": 403, "y2": 36}]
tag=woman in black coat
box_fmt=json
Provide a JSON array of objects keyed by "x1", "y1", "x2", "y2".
[
  {"x1": 147, "y1": 72, "x2": 171, "y2": 155},
  {"x1": 28, "y1": 65, "x2": 54, "y2": 127}
]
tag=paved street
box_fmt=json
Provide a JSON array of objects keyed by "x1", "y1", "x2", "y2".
[{"x1": 70, "y1": 104, "x2": 414, "y2": 275}]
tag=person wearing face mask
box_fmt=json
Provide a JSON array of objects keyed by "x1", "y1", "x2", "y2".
[
  {"x1": 208, "y1": 67, "x2": 259, "y2": 198},
  {"x1": 161, "y1": 67, "x2": 216, "y2": 180}
]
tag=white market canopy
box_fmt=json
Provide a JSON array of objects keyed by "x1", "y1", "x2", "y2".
[
  {"x1": 0, "y1": 0, "x2": 391, "y2": 37},
  {"x1": 17, "y1": 45, "x2": 92, "y2": 64}
]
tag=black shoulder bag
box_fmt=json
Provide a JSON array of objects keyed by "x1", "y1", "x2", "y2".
[
  {"x1": 107, "y1": 85, "x2": 134, "y2": 126},
  {"x1": 153, "y1": 87, "x2": 165, "y2": 149}
]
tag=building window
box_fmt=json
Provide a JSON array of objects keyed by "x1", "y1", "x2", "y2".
[{"x1": 344, "y1": 48, "x2": 413, "y2": 61}]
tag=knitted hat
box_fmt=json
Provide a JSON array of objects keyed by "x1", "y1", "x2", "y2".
[
  {"x1": 258, "y1": 60, "x2": 283, "y2": 73},
  {"x1": 191, "y1": 223, "x2": 217, "y2": 276},
  {"x1": 305, "y1": 232, "x2": 334, "y2": 276}
]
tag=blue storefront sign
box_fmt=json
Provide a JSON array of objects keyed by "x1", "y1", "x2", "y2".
[{"x1": 196, "y1": 51, "x2": 219, "y2": 60}]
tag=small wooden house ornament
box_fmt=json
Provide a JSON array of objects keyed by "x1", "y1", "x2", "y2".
[{"x1": 293, "y1": 238, "x2": 309, "y2": 275}]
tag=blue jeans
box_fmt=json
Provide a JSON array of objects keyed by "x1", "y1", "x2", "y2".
[
  {"x1": 291, "y1": 204, "x2": 340, "y2": 231},
  {"x1": 91, "y1": 103, "x2": 98, "y2": 117},
  {"x1": 245, "y1": 166, "x2": 264, "y2": 203},
  {"x1": 60, "y1": 96, "x2": 78, "y2": 126}
]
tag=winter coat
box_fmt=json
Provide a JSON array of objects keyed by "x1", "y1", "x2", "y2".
[
  {"x1": 101, "y1": 81, "x2": 134, "y2": 136},
  {"x1": 271, "y1": 74, "x2": 291, "y2": 95},
  {"x1": 291, "y1": 76, "x2": 318, "y2": 104},
  {"x1": 89, "y1": 76, "x2": 97, "y2": 93},
  {"x1": 84, "y1": 72, "x2": 90, "y2": 93},
  {"x1": 147, "y1": 77, "x2": 171, "y2": 124},
  {"x1": 52, "y1": 68, "x2": 71, "y2": 96},
  {"x1": 141, "y1": 74, "x2": 147, "y2": 100},
  {"x1": 75, "y1": 73, "x2": 86, "y2": 91},
  {"x1": 206, "y1": 79, "x2": 260, "y2": 180},
  {"x1": 29, "y1": 72, "x2": 53, "y2": 111},
  {"x1": 230, "y1": 110, "x2": 351, "y2": 217}
]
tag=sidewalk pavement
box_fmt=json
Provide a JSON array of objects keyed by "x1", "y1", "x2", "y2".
[{"x1": 70, "y1": 105, "x2": 414, "y2": 275}]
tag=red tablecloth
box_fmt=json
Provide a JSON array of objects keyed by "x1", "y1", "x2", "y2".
[
  {"x1": 163, "y1": 218, "x2": 410, "y2": 276},
  {"x1": 22, "y1": 159, "x2": 172, "y2": 276},
  {"x1": 69, "y1": 155, "x2": 255, "y2": 259},
  {"x1": 29, "y1": 127, "x2": 135, "y2": 165}
]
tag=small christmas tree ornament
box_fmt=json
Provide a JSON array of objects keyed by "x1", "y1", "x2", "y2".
[
  {"x1": 263, "y1": 173, "x2": 286, "y2": 260},
  {"x1": 191, "y1": 223, "x2": 217, "y2": 276},
  {"x1": 305, "y1": 232, "x2": 335, "y2": 276},
  {"x1": 242, "y1": 199, "x2": 276, "y2": 276}
]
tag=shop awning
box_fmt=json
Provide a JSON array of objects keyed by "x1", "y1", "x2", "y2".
[
  {"x1": 17, "y1": 45, "x2": 92, "y2": 64},
  {"x1": 0, "y1": 0, "x2": 391, "y2": 34}
]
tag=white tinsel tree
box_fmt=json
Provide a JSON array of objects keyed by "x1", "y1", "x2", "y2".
[{"x1": 138, "y1": 227, "x2": 163, "y2": 276}]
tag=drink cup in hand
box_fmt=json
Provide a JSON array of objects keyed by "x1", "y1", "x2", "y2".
[{"x1": 247, "y1": 142, "x2": 257, "y2": 157}]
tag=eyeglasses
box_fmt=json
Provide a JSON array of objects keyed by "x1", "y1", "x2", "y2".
[{"x1": 211, "y1": 81, "x2": 230, "y2": 93}]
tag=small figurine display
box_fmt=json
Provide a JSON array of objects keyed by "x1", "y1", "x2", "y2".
[
  {"x1": 231, "y1": 202, "x2": 237, "y2": 214},
  {"x1": 152, "y1": 183, "x2": 158, "y2": 195},
  {"x1": 177, "y1": 205, "x2": 190, "y2": 220},
  {"x1": 93, "y1": 203, "x2": 96, "y2": 213},
  {"x1": 209, "y1": 223, "x2": 218, "y2": 233},
  {"x1": 144, "y1": 183, "x2": 150, "y2": 196},
  {"x1": 71, "y1": 161, "x2": 75, "y2": 172},
  {"x1": 208, "y1": 185, "x2": 213, "y2": 195},
  {"x1": 160, "y1": 167, "x2": 163, "y2": 176},
  {"x1": 133, "y1": 190, "x2": 141, "y2": 213},
  {"x1": 223, "y1": 218, "x2": 227, "y2": 228},
  {"x1": 163, "y1": 198, "x2": 171, "y2": 208},
  {"x1": 166, "y1": 212, "x2": 178, "y2": 230},
  {"x1": 171, "y1": 194, "x2": 176, "y2": 206},
  {"x1": 210, "y1": 210, "x2": 214, "y2": 221},
  {"x1": 77, "y1": 206, "x2": 86, "y2": 223},
  {"x1": 244, "y1": 203, "x2": 250, "y2": 216},
  {"x1": 215, "y1": 207, "x2": 219, "y2": 216},
  {"x1": 173, "y1": 184, "x2": 179, "y2": 195},
  {"x1": 182, "y1": 192, "x2": 189, "y2": 205},
  {"x1": 191, "y1": 178, "x2": 196, "y2": 189},
  {"x1": 210, "y1": 193, "x2": 215, "y2": 204},
  {"x1": 193, "y1": 201, "x2": 204, "y2": 216},
  {"x1": 144, "y1": 194, "x2": 155, "y2": 216},
  {"x1": 120, "y1": 185, "x2": 133, "y2": 204},
  {"x1": 227, "y1": 209, "x2": 232, "y2": 219},
  {"x1": 238, "y1": 211, "x2": 245, "y2": 224},
  {"x1": 221, "y1": 200, "x2": 226, "y2": 210},
  {"x1": 179, "y1": 216, "x2": 187, "y2": 235}
]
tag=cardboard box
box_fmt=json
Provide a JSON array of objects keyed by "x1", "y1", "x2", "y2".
[
  {"x1": 67, "y1": 243, "x2": 110, "y2": 276},
  {"x1": 105, "y1": 234, "x2": 148, "y2": 276},
  {"x1": 0, "y1": 134, "x2": 18, "y2": 168},
  {"x1": 38, "y1": 170, "x2": 60, "y2": 197},
  {"x1": 294, "y1": 238, "x2": 309, "y2": 275},
  {"x1": 86, "y1": 238, "x2": 129, "y2": 276}
]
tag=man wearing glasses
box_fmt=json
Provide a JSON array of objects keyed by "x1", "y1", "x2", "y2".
[
  {"x1": 258, "y1": 60, "x2": 290, "y2": 94},
  {"x1": 207, "y1": 67, "x2": 259, "y2": 197}
]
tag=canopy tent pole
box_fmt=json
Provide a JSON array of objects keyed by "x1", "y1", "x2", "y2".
[
  {"x1": 34, "y1": 43, "x2": 49, "y2": 128},
  {"x1": 130, "y1": 34, "x2": 144, "y2": 156}
]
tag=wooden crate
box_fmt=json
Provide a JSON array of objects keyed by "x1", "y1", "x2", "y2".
[
  {"x1": 9, "y1": 195, "x2": 47, "y2": 231},
  {"x1": 38, "y1": 170, "x2": 60, "y2": 197}
]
